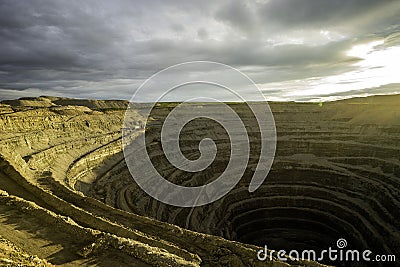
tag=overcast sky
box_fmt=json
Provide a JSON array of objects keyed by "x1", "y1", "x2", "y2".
[{"x1": 0, "y1": 0, "x2": 399, "y2": 101}]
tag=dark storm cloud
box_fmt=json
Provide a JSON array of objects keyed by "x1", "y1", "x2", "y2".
[
  {"x1": 216, "y1": 0, "x2": 400, "y2": 41},
  {"x1": 215, "y1": 1, "x2": 257, "y2": 35},
  {"x1": 257, "y1": 0, "x2": 395, "y2": 27},
  {"x1": 0, "y1": 0, "x2": 399, "y2": 101}
]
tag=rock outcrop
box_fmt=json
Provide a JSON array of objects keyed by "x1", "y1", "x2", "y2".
[{"x1": 1, "y1": 94, "x2": 399, "y2": 266}]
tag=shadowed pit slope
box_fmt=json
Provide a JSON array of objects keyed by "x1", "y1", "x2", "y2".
[{"x1": 1, "y1": 94, "x2": 399, "y2": 266}]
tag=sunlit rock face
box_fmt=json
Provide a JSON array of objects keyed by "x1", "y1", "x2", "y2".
[
  {"x1": 118, "y1": 97, "x2": 400, "y2": 261},
  {"x1": 0, "y1": 95, "x2": 399, "y2": 266}
]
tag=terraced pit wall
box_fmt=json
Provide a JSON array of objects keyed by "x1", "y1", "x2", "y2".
[
  {"x1": 1, "y1": 96, "x2": 323, "y2": 266},
  {"x1": 0, "y1": 95, "x2": 399, "y2": 266},
  {"x1": 125, "y1": 98, "x2": 400, "y2": 263}
]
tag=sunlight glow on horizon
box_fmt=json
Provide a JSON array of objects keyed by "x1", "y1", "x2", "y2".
[
  {"x1": 261, "y1": 39, "x2": 400, "y2": 101},
  {"x1": 346, "y1": 40, "x2": 385, "y2": 59}
]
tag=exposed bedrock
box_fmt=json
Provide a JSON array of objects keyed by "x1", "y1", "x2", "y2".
[
  {"x1": 1, "y1": 95, "x2": 399, "y2": 266},
  {"x1": 87, "y1": 97, "x2": 400, "y2": 266},
  {"x1": 2, "y1": 96, "x2": 321, "y2": 266},
  {"x1": 134, "y1": 101, "x2": 400, "y2": 258}
]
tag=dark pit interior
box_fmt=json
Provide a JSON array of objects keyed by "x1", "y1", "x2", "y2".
[
  {"x1": 2, "y1": 96, "x2": 399, "y2": 266},
  {"x1": 134, "y1": 102, "x2": 400, "y2": 265},
  {"x1": 84, "y1": 101, "x2": 400, "y2": 265}
]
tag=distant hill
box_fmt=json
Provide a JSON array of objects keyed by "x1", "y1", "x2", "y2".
[{"x1": 1, "y1": 96, "x2": 128, "y2": 109}]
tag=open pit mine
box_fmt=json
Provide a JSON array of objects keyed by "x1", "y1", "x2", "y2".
[{"x1": 0, "y1": 95, "x2": 399, "y2": 266}]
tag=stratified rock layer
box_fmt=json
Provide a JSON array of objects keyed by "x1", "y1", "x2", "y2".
[
  {"x1": 1, "y1": 94, "x2": 399, "y2": 266},
  {"x1": 0, "y1": 96, "x2": 323, "y2": 267}
]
